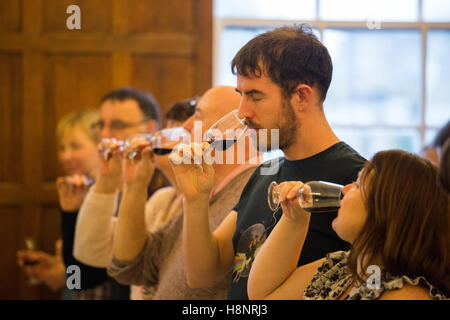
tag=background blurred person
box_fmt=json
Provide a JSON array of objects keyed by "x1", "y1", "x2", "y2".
[
  {"x1": 164, "y1": 97, "x2": 197, "y2": 128},
  {"x1": 17, "y1": 109, "x2": 107, "y2": 299},
  {"x1": 67, "y1": 87, "x2": 164, "y2": 299},
  {"x1": 73, "y1": 98, "x2": 195, "y2": 299}
]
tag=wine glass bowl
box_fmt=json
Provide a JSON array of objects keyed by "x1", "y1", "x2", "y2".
[
  {"x1": 205, "y1": 110, "x2": 247, "y2": 151},
  {"x1": 99, "y1": 138, "x2": 124, "y2": 161},
  {"x1": 151, "y1": 127, "x2": 190, "y2": 156},
  {"x1": 124, "y1": 133, "x2": 153, "y2": 161},
  {"x1": 23, "y1": 237, "x2": 40, "y2": 284},
  {"x1": 267, "y1": 181, "x2": 343, "y2": 213},
  {"x1": 124, "y1": 127, "x2": 191, "y2": 161}
]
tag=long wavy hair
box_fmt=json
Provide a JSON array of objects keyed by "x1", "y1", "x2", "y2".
[{"x1": 348, "y1": 149, "x2": 449, "y2": 296}]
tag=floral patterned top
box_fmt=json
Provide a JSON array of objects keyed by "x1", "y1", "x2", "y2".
[{"x1": 303, "y1": 251, "x2": 447, "y2": 300}]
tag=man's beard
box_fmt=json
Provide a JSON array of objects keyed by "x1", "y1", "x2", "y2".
[{"x1": 246, "y1": 99, "x2": 298, "y2": 152}]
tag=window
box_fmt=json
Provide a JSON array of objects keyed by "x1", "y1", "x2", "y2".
[{"x1": 213, "y1": 0, "x2": 450, "y2": 160}]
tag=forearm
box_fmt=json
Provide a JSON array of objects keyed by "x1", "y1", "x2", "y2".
[
  {"x1": 113, "y1": 183, "x2": 148, "y2": 261},
  {"x1": 73, "y1": 188, "x2": 117, "y2": 267},
  {"x1": 94, "y1": 174, "x2": 118, "y2": 194},
  {"x1": 248, "y1": 215, "x2": 310, "y2": 300},
  {"x1": 182, "y1": 196, "x2": 221, "y2": 287}
]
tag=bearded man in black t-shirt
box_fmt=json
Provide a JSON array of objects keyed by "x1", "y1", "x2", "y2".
[{"x1": 170, "y1": 24, "x2": 366, "y2": 300}]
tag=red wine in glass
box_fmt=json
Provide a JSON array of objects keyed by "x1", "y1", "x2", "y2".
[
  {"x1": 208, "y1": 138, "x2": 238, "y2": 151},
  {"x1": 267, "y1": 181, "x2": 343, "y2": 213},
  {"x1": 152, "y1": 147, "x2": 173, "y2": 155}
]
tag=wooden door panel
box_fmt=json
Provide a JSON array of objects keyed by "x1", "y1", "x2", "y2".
[
  {"x1": 0, "y1": 0, "x2": 22, "y2": 33},
  {"x1": 0, "y1": 53, "x2": 23, "y2": 184},
  {"x1": 131, "y1": 55, "x2": 196, "y2": 114},
  {"x1": 0, "y1": 0, "x2": 212, "y2": 299},
  {"x1": 126, "y1": 0, "x2": 194, "y2": 34},
  {"x1": 42, "y1": 54, "x2": 112, "y2": 182}
]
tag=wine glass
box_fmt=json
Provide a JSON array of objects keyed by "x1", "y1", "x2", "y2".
[
  {"x1": 98, "y1": 138, "x2": 124, "y2": 161},
  {"x1": 151, "y1": 127, "x2": 190, "y2": 156},
  {"x1": 205, "y1": 110, "x2": 247, "y2": 151},
  {"x1": 63, "y1": 174, "x2": 95, "y2": 193},
  {"x1": 124, "y1": 133, "x2": 153, "y2": 162},
  {"x1": 124, "y1": 127, "x2": 191, "y2": 162},
  {"x1": 23, "y1": 237, "x2": 40, "y2": 285},
  {"x1": 267, "y1": 181, "x2": 343, "y2": 213}
]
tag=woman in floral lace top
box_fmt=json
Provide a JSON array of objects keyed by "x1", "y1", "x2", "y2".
[{"x1": 248, "y1": 149, "x2": 449, "y2": 300}]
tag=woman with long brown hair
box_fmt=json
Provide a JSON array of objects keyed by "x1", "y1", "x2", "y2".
[{"x1": 248, "y1": 149, "x2": 449, "y2": 300}]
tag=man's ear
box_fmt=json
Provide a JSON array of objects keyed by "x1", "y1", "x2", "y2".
[
  {"x1": 145, "y1": 119, "x2": 159, "y2": 133},
  {"x1": 291, "y1": 84, "x2": 313, "y2": 112}
]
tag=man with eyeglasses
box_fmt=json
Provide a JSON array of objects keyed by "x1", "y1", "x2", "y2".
[
  {"x1": 61, "y1": 87, "x2": 166, "y2": 299},
  {"x1": 91, "y1": 88, "x2": 161, "y2": 141},
  {"x1": 88, "y1": 87, "x2": 165, "y2": 198}
]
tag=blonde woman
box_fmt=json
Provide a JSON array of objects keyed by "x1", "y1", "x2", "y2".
[{"x1": 17, "y1": 110, "x2": 112, "y2": 299}]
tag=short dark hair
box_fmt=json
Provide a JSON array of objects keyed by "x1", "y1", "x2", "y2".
[
  {"x1": 101, "y1": 87, "x2": 162, "y2": 128},
  {"x1": 165, "y1": 97, "x2": 197, "y2": 123},
  {"x1": 231, "y1": 24, "x2": 333, "y2": 101},
  {"x1": 432, "y1": 120, "x2": 450, "y2": 149}
]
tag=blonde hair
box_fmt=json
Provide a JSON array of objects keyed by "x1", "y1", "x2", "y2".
[{"x1": 56, "y1": 109, "x2": 99, "y2": 144}]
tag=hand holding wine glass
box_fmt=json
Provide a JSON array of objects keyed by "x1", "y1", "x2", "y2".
[
  {"x1": 122, "y1": 144, "x2": 155, "y2": 189},
  {"x1": 170, "y1": 142, "x2": 215, "y2": 202},
  {"x1": 268, "y1": 180, "x2": 343, "y2": 214},
  {"x1": 17, "y1": 247, "x2": 65, "y2": 290},
  {"x1": 275, "y1": 181, "x2": 312, "y2": 223},
  {"x1": 55, "y1": 174, "x2": 94, "y2": 211},
  {"x1": 170, "y1": 110, "x2": 246, "y2": 201},
  {"x1": 96, "y1": 138, "x2": 124, "y2": 193}
]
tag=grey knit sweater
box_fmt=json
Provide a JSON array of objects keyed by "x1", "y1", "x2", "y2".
[{"x1": 107, "y1": 167, "x2": 255, "y2": 300}]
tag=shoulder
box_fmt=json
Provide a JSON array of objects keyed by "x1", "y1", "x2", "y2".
[
  {"x1": 379, "y1": 284, "x2": 432, "y2": 300},
  {"x1": 328, "y1": 142, "x2": 366, "y2": 166},
  {"x1": 324, "y1": 142, "x2": 367, "y2": 185}
]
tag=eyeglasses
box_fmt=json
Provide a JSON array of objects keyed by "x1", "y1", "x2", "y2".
[{"x1": 91, "y1": 119, "x2": 148, "y2": 133}]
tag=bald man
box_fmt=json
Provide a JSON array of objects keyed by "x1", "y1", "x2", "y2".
[{"x1": 107, "y1": 86, "x2": 261, "y2": 299}]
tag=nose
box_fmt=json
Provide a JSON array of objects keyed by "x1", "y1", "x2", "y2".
[
  {"x1": 100, "y1": 126, "x2": 111, "y2": 139},
  {"x1": 59, "y1": 149, "x2": 73, "y2": 164},
  {"x1": 182, "y1": 115, "x2": 194, "y2": 134},
  {"x1": 237, "y1": 97, "x2": 253, "y2": 120},
  {"x1": 341, "y1": 183, "x2": 353, "y2": 196}
]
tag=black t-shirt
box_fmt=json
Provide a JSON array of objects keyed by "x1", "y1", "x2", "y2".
[{"x1": 228, "y1": 142, "x2": 366, "y2": 300}]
